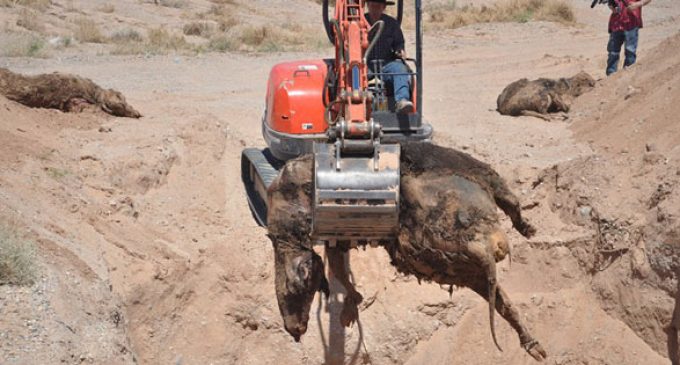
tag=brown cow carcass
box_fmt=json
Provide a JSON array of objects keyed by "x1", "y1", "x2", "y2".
[
  {"x1": 497, "y1": 71, "x2": 595, "y2": 120},
  {"x1": 0, "y1": 67, "x2": 141, "y2": 118},
  {"x1": 266, "y1": 142, "x2": 546, "y2": 361}
]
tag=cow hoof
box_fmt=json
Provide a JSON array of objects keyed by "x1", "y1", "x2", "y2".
[
  {"x1": 340, "y1": 292, "x2": 363, "y2": 327},
  {"x1": 521, "y1": 222, "x2": 537, "y2": 238},
  {"x1": 523, "y1": 339, "x2": 547, "y2": 361}
]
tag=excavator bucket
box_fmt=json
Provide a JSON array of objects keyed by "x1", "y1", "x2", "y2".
[{"x1": 312, "y1": 142, "x2": 400, "y2": 244}]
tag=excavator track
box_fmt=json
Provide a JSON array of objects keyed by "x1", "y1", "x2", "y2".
[{"x1": 241, "y1": 148, "x2": 282, "y2": 227}]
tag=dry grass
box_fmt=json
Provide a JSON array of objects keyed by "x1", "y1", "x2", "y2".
[
  {"x1": 98, "y1": 3, "x2": 115, "y2": 13},
  {"x1": 0, "y1": 223, "x2": 37, "y2": 286},
  {"x1": 0, "y1": 33, "x2": 47, "y2": 57},
  {"x1": 183, "y1": 21, "x2": 213, "y2": 37},
  {"x1": 427, "y1": 0, "x2": 575, "y2": 29},
  {"x1": 199, "y1": 5, "x2": 238, "y2": 31},
  {"x1": 0, "y1": 0, "x2": 51, "y2": 10},
  {"x1": 207, "y1": 34, "x2": 237, "y2": 52},
  {"x1": 16, "y1": 8, "x2": 44, "y2": 32},
  {"x1": 204, "y1": 23, "x2": 327, "y2": 53},
  {"x1": 112, "y1": 27, "x2": 191, "y2": 55},
  {"x1": 148, "y1": 27, "x2": 189, "y2": 50},
  {"x1": 217, "y1": 15, "x2": 238, "y2": 32},
  {"x1": 207, "y1": 4, "x2": 227, "y2": 16},
  {"x1": 74, "y1": 18, "x2": 105, "y2": 43}
]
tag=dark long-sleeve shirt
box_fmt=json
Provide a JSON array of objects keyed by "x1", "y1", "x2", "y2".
[{"x1": 366, "y1": 13, "x2": 405, "y2": 64}]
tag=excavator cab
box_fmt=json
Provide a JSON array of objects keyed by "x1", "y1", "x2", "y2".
[{"x1": 242, "y1": 0, "x2": 432, "y2": 245}]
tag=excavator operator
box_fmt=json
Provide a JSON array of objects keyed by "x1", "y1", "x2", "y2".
[{"x1": 365, "y1": 0, "x2": 414, "y2": 114}]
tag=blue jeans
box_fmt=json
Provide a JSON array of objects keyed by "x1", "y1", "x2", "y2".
[
  {"x1": 377, "y1": 60, "x2": 411, "y2": 102},
  {"x1": 606, "y1": 27, "x2": 639, "y2": 76}
]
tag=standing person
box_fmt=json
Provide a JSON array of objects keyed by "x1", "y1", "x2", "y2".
[
  {"x1": 606, "y1": 0, "x2": 652, "y2": 76},
  {"x1": 365, "y1": 0, "x2": 413, "y2": 114}
]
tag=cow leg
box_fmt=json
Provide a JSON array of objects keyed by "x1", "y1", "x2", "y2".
[
  {"x1": 468, "y1": 279, "x2": 547, "y2": 361},
  {"x1": 551, "y1": 93, "x2": 570, "y2": 113},
  {"x1": 490, "y1": 181, "x2": 536, "y2": 238},
  {"x1": 327, "y1": 246, "x2": 363, "y2": 327},
  {"x1": 520, "y1": 110, "x2": 551, "y2": 121}
]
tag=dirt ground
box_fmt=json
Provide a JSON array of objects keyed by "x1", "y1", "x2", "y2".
[{"x1": 1, "y1": 0, "x2": 680, "y2": 364}]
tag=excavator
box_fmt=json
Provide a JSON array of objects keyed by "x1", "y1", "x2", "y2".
[{"x1": 241, "y1": 0, "x2": 432, "y2": 245}]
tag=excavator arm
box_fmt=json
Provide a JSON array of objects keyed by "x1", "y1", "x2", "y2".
[{"x1": 311, "y1": 0, "x2": 400, "y2": 246}]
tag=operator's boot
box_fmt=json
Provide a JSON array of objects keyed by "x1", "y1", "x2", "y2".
[{"x1": 396, "y1": 99, "x2": 414, "y2": 114}]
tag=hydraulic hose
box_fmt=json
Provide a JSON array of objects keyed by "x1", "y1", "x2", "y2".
[
  {"x1": 322, "y1": 0, "x2": 332, "y2": 44},
  {"x1": 325, "y1": 100, "x2": 342, "y2": 126},
  {"x1": 329, "y1": 19, "x2": 344, "y2": 64},
  {"x1": 364, "y1": 20, "x2": 384, "y2": 65}
]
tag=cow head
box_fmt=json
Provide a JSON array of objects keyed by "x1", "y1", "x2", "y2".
[
  {"x1": 99, "y1": 89, "x2": 141, "y2": 118},
  {"x1": 273, "y1": 244, "x2": 329, "y2": 342}
]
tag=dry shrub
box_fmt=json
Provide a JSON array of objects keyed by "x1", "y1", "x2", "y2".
[
  {"x1": 207, "y1": 4, "x2": 227, "y2": 16},
  {"x1": 218, "y1": 15, "x2": 238, "y2": 32},
  {"x1": 201, "y1": 5, "x2": 239, "y2": 31},
  {"x1": 16, "y1": 8, "x2": 44, "y2": 32},
  {"x1": 239, "y1": 25, "x2": 268, "y2": 46},
  {"x1": 0, "y1": 33, "x2": 47, "y2": 57},
  {"x1": 110, "y1": 43, "x2": 147, "y2": 55},
  {"x1": 98, "y1": 3, "x2": 115, "y2": 13},
  {"x1": 109, "y1": 28, "x2": 143, "y2": 43},
  {"x1": 148, "y1": 28, "x2": 187, "y2": 49},
  {"x1": 427, "y1": 0, "x2": 574, "y2": 29},
  {"x1": 112, "y1": 27, "x2": 194, "y2": 55},
  {"x1": 536, "y1": 0, "x2": 575, "y2": 23},
  {"x1": 210, "y1": 0, "x2": 236, "y2": 4},
  {"x1": 0, "y1": 224, "x2": 37, "y2": 286},
  {"x1": 236, "y1": 24, "x2": 318, "y2": 52},
  {"x1": 74, "y1": 17, "x2": 105, "y2": 43},
  {"x1": 198, "y1": 17, "x2": 325, "y2": 53},
  {"x1": 207, "y1": 34, "x2": 237, "y2": 52},
  {"x1": 158, "y1": 0, "x2": 185, "y2": 8},
  {"x1": 183, "y1": 21, "x2": 213, "y2": 37}
]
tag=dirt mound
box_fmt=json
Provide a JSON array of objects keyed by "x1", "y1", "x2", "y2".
[
  {"x1": 0, "y1": 95, "x2": 135, "y2": 364},
  {"x1": 528, "y1": 31, "x2": 680, "y2": 360},
  {"x1": 571, "y1": 32, "x2": 680, "y2": 156}
]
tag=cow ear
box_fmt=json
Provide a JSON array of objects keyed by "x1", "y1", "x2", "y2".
[
  {"x1": 286, "y1": 256, "x2": 304, "y2": 291},
  {"x1": 318, "y1": 275, "x2": 330, "y2": 299},
  {"x1": 298, "y1": 261, "x2": 310, "y2": 281}
]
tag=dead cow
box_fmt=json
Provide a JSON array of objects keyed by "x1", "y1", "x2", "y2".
[
  {"x1": 0, "y1": 67, "x2": 141, "y2": 118},
  {"x1": 267, "y1": 142, "x2": 547, "y2": 361},
  {"x1": 267, "y1": 154, "x2": 329, "y2": 341},
  {"x1": 497, "y1": 71, "x2": 595, "y2": 120}
]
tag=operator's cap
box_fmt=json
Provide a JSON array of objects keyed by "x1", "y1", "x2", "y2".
[{"x1": 366, "y1": 0, "x2": 395, "y2": 5}]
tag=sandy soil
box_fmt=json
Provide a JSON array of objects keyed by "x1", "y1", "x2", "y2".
[{"x1": 1, "y1": 0, "x2": 680, "y2": 364}]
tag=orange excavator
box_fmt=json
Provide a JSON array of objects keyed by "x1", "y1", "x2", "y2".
[{"x1": 241, "y1": 0, "x2": 431, "y2": 244}]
